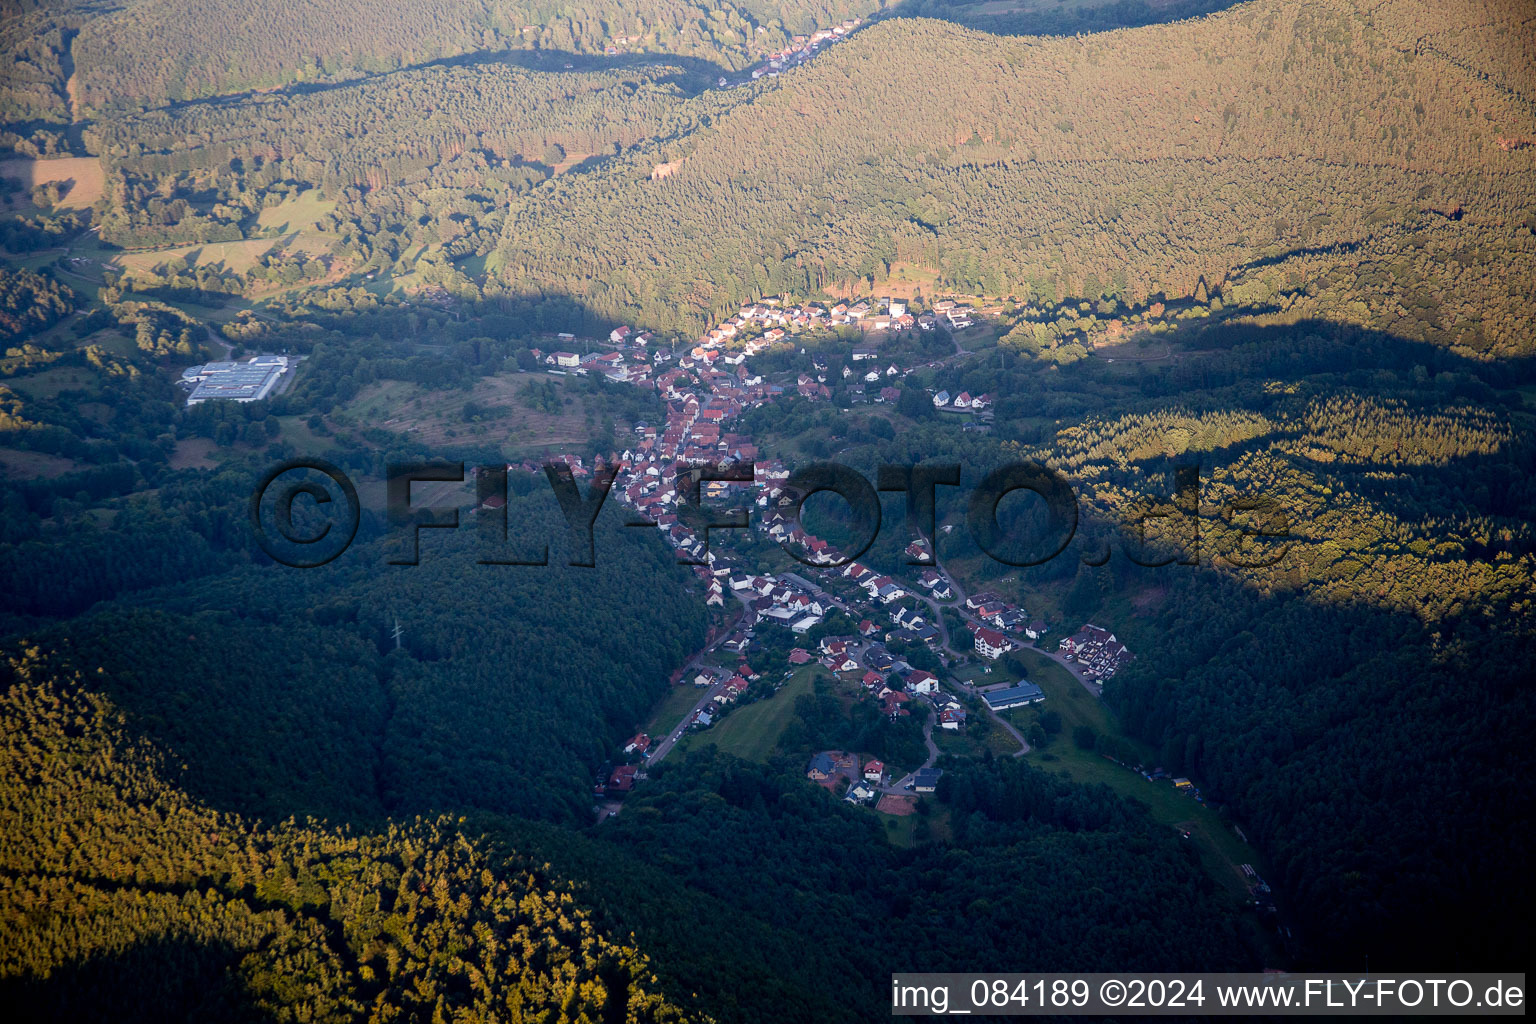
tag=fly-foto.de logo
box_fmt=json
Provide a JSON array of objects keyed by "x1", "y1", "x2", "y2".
[{"x1": 250, "y1": 459, "x2": 1290, "y2": 570}]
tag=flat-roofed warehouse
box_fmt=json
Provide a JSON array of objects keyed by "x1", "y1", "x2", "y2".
[
  {"x1": 181, "y1": 355, "x2": 291, "y2": 405},
  {"x1": 982, "y1": 682, "x2": 1046, "y2": 711}
]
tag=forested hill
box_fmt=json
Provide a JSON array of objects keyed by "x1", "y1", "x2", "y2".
[
  {"x1": 0, "y1": 650, "x2": 699, "y2": 1023},
  {"x1": 90, "y1": 63, "x2": 749, "y2": 195},
  {"x1": 39, "y1": 0, "x2": 1536, "y2": 356},
  {"x1": 488, "y1": 0, "x2": 1536, "y2": 347},
  {"x1": 7, "y1": 0, "x2": 1249, "y2": 121},
  {"x1": 55, "y1": 0, "x2": 883, "y2": 116},
  {"x1": 2, "y1": 493, "x2": 709, "y2": 827},
  {"x1": 503, "y1": 748, "x2": 1257, "y2": 1022}
]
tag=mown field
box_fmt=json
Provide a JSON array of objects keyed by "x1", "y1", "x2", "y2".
[
  {"x1": 1003, "y1": 645, "x2": 1265, "y2": 899},
  {"x1": 332, "y1": 373, "x2": 609, "y2": 455},
  {"x1": 0, "y1": 156, "x2": 105, "y2": 213},
  {"x1": 642, "y1": 683, "x2": 705, "y2": 738},
  {"x1": 680, "y1": 664, "x2": 824, "y2": 763},
  {"x1": 108, "y1": 193, "x2": 337, "y2": 276}
]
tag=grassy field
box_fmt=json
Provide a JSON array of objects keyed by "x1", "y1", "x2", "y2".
[
  {"x1": 0, "y1": 447, "x2": 80, "y2": 480},
  {"x1": 951, "y1": 662, "x2": 993, "y2": 684},
  {"x1": 267, "y1": 414, "x2": 335, "y2": 455},
  {"x1": 683, "y1": 665, "x2": 824, "y2": 763},
  {"x1": 878, "y1": 802, "x2": 954, "y2": 847},
  {"x1": 1005, "y1": 646, "x2": 1110, "y2": 740},
  {"x1": 95, "y1": 193, "x2": 337, "y2": 280},
  {"x1": 114, "y1": 238, "x2": 282, "y2": 276},
  {"x1": 879, "y1": 810, "x2": 920, "y2": 847},
  {"x1": 254, "y1": 193, "x2": 333, "y2": 241},
  {"x1": 168, "y1": 437, "x2": 220, "y2": 471},
  {"x1": 642, "y1": 683, "x2": 705, "y2": 738},
  {"x1": 955, "y1": 322, "x2": 1002, "y2": 351},
  {"x1": 1001, "y1": 645, "x2": 1265, "y2": 898},
  {"x1": 934, "y1": 716, "x2": 1024, "y2": 759},
  {"x1": 333, "y1": 374, "x2": 605, "y2": 455},
  {"x1": 6, "y1": 362, "x2": 102, "y2": 400},
  {"x1": 878, "y1": 801, "x2": 954, "y2": 848},
  {"x1": 0, "y1": 156, "x2": 105, "y2": 213}
]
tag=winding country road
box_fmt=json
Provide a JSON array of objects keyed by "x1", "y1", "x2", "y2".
[
  {"x1": 988, "y1": 712, "x2": 1032, "y2": 757},
  {"x1": 912, "y1": 556, "x2": 1103, "y2": 701},
  {"x1": 902, "y1": 561, "x2": 1032, "y2": 756},
  {"x1": 884, "y1": 716, "x2": 939, "y2": 792}
]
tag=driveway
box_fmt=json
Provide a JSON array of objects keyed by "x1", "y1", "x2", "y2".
[{"x1": 883, "y1": 714, "x2": 940, "y2": 792}]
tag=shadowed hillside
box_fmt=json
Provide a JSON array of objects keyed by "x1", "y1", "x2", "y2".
[{"x1": 0, "y1": 650, "x2": 699, "y2": 1023}]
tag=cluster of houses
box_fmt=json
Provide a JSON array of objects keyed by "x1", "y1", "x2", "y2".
[
  {"x1": 680, "y1": 662, "x2": 763, "y2": 729},
  {"x1": 537, "y1": 324, "x2": 775, "y2": 399},
  {"x1": 806, "y1": 633, "x2": 975, "y2": 732},
  {"x1": 805, "y1": 749, "x2": 890, "y2": 805},
  {"x1": 558, "y1": 297, "x2": 1126, "y2": 795},
  {"x1": 516, "y1": 338, "x2": 787, "y2": 581},
  {"x1": 669, "y1": 546, "x2": 983, "y2": 737},
  {"x1": 782, "y1": 548, "x2": 949, "y2": 648},
  {"x1": 922, "y1": 676, "x2": 973, "y2": 732},
  {"x1": 540, "y1": 290, "x2": 986, "y2": 425},
  {"x1": 930, "y1": 390, "x2": 992, "y2": 411},
  {"x1": 689, "y1": 293, "x2": 980, "y2": 394},
  {"x1": 930, "y1": 300, "x2": 978, "y2": 330},
  {"x1": 958, "y1": 591, "x2": 1048, "y2": 660},
  {"x1": 1057, "y1": 625, "x2": 1135, "y2": 683},
  {"x1": 722, "y1": 572, "x2": 829, "y2": 632},
  {"x1": 735, "y1": 17, "x2": 863, "y2": 83},
  {"x1": 808, "y1": 750, "x2": 944, "y2": 805},
  {"x1": 705, "y1": 295, "x2": 922, "y2": 347}
]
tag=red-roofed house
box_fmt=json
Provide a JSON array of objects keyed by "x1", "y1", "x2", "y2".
[
  {"x1": 607, "y1": 764, "x2": 638, "y2": 795},
  {"x1": 907, "y1": 670, "x2": 938, "y2": 694},
  {"x1": 975, "y1": 626, "x2": 1012, "y2": 660}
]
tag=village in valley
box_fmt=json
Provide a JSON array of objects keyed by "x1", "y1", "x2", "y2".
[
  {"x1": 7, "y1": 0, "x2": 1526, "y2": 995},
  {"x1": 526, "y1": 291, "x2": 1174, "y2": 828},
  {"x1": 173, "y1": 269, "x2": 1215, "y2": 836}
]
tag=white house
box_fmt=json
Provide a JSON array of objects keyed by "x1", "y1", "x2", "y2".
[
  {"x1": 974, "y1": 626, "x2": 1013, "y2": 660},
  {"x1": 907, "y1": 670, "x2": 939, "y2": 695}
]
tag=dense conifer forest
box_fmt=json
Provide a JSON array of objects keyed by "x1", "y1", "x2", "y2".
[
  {"x1": 25, "y1": 0, "x2": 1530, "y2": 352},
  {"x1": 0, "y1": 650, "x2": 699, "y2": 1023}
]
